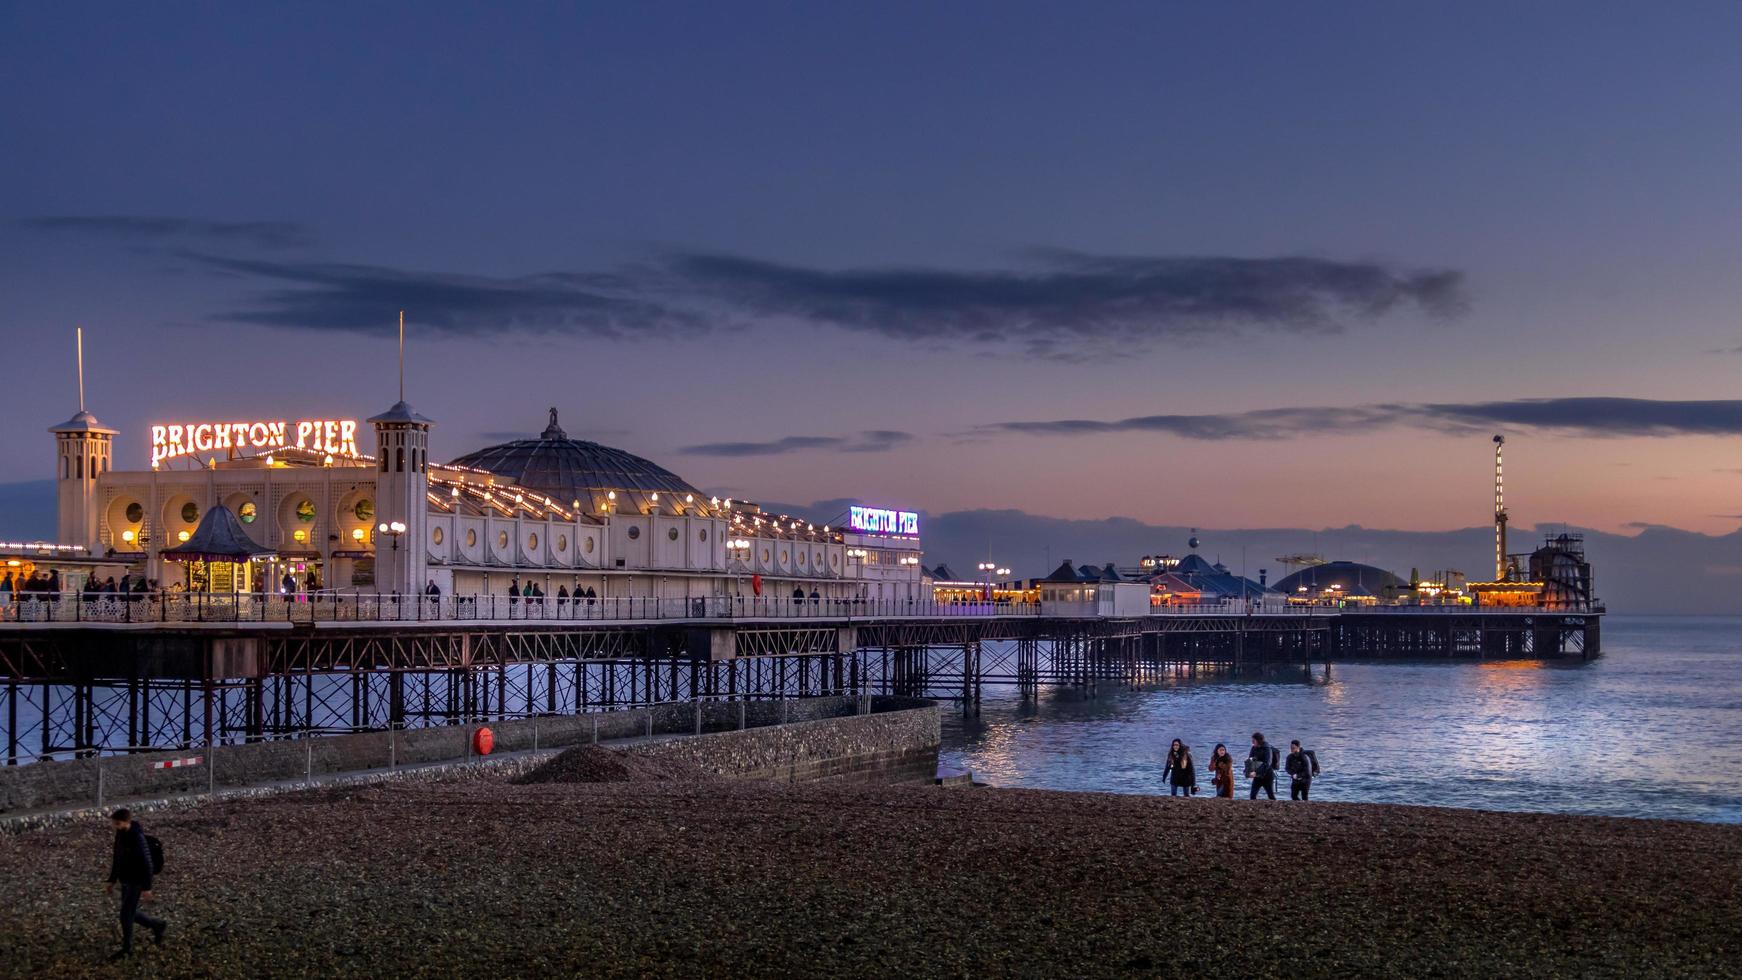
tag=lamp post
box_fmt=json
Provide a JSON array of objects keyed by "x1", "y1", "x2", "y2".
[
  {"x1": 376, "y1": 520, "x2": 406, "y2": 596},
  {"x1": 977, "y1": 561, "x2": 998, "y2": 602}
]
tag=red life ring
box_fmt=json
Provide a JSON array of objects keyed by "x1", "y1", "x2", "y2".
[{"x1": 472, "y1": 726, "x2": 494, "y2": 756}]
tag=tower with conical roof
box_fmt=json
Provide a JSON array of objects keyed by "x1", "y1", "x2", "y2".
[
  {"x1": 368, "y1": 313, "x2": 432, "y2": 595},
  {"x1": 50, "y1": 327, "x2": 116, "y2": 550}
]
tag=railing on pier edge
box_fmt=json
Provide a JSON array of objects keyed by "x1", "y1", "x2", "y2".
[{"x1": 0, "y1": 592, "x2": 1600, "y2": 626}]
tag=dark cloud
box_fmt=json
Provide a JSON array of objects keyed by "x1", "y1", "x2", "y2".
[
  {"x1": 679, "y1": 430, "x2": 915, "y2": 457},
  {"x1": 168, "y1": 246, "x2": 1462, "y2": 356},
  {"x1": 662, "y1": 250, "x2": 1464, "y2": 358},
  {"x1": 984, "y1": 398, "x2": 1742, "y2": 441},
  {"x1": 17, "y1": 215, "x2": 315, "y2": 249},
  {"x1": 189, "y1": 254, "x2": 703, "y2": 339}
]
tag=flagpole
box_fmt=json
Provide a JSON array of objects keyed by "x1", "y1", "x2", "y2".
[
  {"x1": 76, "y1": 325, "x2": 85, "y2": 412},
  {"x1": 398, "y1": 310, "x2": 405, "y2": 403}
]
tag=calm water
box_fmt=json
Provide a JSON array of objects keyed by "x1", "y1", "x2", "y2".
[{"x1": 940, "y1": 616, "x2": 1742, "y2": 824}]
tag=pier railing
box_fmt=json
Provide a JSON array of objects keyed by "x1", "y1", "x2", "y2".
[
  {"x1": 0, "y1": 591, "x2": 1046, "y2": 626},
  {"x1": 0, "y1": 592, "x2": 1597, "y2": 627}
]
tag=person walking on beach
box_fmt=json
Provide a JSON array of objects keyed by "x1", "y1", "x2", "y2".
[
  {"x1": 105, "y1": 808, "x2": 166, "y2": 959},
  {"x1": 1246, "y1": 732, "x2": 1278, "y2": 800},
  {"x1": 1162, "y1": 739, "x2": 1197, "y2": 796},
  {"x1": 1285, "y1": 740, "x2": 1320, "y2": 801},
  {"x1": 1207, "y1": 743, "x2": 1235, "y2": 798}
]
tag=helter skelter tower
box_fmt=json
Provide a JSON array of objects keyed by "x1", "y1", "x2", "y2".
[{"x1": 1492, "y1": 434, "x2": 1508, "y2": 581}]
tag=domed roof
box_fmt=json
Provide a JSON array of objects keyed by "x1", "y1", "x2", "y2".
[
  {"x1": 448, "y1": 409, "x2": 710, "y2": 517},
  {"x1": 1272, "y1": 561, "x2": 1404, "y2": 597}
]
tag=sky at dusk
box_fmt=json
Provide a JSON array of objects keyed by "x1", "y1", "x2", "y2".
[{"x1": 5, "y1": 2, "x2": 1742, "y2": 547}]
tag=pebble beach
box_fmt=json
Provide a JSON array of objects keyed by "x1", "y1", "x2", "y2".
[{"x1": 2, "y1": 749, "x2": 1738, "y2": 978}]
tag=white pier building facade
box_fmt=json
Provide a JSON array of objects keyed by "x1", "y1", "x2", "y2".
[{"x1": 41, "y1": 400, "x2": 925, "y2": 605}]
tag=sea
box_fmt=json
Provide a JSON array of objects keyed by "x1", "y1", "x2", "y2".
[{"x1": 939, "y1": 615, "x2": 1742, "y2": 824}]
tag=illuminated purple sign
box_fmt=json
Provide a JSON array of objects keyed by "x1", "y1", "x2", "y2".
[{"x1": 848, "y1": 506, "x2": 919, "y2": 536}]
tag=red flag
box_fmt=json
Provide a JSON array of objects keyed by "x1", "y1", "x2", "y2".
[{"x1": 751, "y1": 574, "x2": 763, "y2": 597}]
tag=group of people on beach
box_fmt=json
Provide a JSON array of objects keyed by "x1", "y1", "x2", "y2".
[{"x1": 1162, "y1": 732, "x2": 1320, "y2": 800}]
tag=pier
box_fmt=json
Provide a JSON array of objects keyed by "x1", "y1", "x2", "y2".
[{"x1": 0, "y1": 594, "x2": 1599, "y2": 763}]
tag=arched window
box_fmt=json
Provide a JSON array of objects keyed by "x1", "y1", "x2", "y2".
[
  {"x1": 63, "y1": 456, "x2": 70, "y2": 479},
  {"x1": 76, "y1": 455, "x2": 83, "y2": 479},
  {"x1": 396, "y1": 447, "x2": 404, "y2": 472},
  {"x1": 380, "y1": 455, "x2": 388, "y2": 472}
]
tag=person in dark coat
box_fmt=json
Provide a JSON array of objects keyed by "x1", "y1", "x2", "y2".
[
  {"x1": 1161, "y1": 739, "x2": 1197, "y2": 796},
  {"x1": 1246, "y1": 732, "x2": 1278, "y2": 800},
  {"x1": 1285, "y1": 739, "x2": 1319, "y2": 801},
  {"x1": 105, "y1": 808, "x2": 166, "y2": 958}
]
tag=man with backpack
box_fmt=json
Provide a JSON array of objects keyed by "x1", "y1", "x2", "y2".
[
  {"x1": 1245, "y1": 732, "x2": 1279, "y2": 800},
  {"x1": 105, "y1": 808, "x2": 166, "y2": 959},
  {"x1": 1285, "y1": 739, "x2": 1321, "y2": 801}
]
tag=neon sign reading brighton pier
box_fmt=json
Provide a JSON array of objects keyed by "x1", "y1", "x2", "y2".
[
  {"x1": 848, "y1": 505, "x2": 919, "y2": 536},
  {"x1": 151, "y1": 419, "x2": 359, "y2": 465}
]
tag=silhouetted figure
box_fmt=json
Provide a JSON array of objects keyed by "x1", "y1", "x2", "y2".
[
  {"x1": 1246, "y1": 732, "x2": 1278, "y2": 800},
  {"x1": 105, "y1": 808, "x2": 165, "y2": 959}
]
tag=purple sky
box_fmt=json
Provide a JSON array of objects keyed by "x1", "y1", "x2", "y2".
[{"x1": 5, "y1": 2, "x2": 1742, "y2": 540}]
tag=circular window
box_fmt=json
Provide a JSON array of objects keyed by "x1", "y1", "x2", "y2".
[
  {"x1": 180, "y1": 501, "x2": 199, "y2": 524},
  {"x1": 667, "y1": 527, "x2": 680, "y2": 541},
  {"x1": 761, "y1": 548, "x2": 770, "y2": 563},
  {"x1": 466, "y1": 529, "x2": 478, "y2": 548},
  {"x1": 237, "y1": 501, "x2": 257, "y2": 524},
  {"x1": 296, "y1": 500, "x2": 316, "y2": 523},
  {"x1": 354, "y1": 499, "x2": 375, "y2": 523},
  {"x1": 627, "y1": 526, "x2": 641, "y2": 540},
  {"x1": 528, "y1": 533, "x2": 539, "y2": 551},
  {"x1": 432, "y1": 526, "x2": 445, "y2": 545},
  {"x1": 125, "y1": 502, "x2": 143, "y2": 523},
  {"x1": 557, "y1": 535, "x2": 568, "y2": 551},
  {"x1": 497, "y1": 531, "x2": 509, "y2": 549},
  {"x1": 584, "y1": 537, "x2": 596, "y2": 554},
  {"x1": 799, "y1": 552, "x2": 808, "y2": 565},
  {"x1": 699, "y1": 528, "x2": 708, "y2": 542},
  {"x1": 780, "y1": 550, "x2": 790, "y2": 563},
  {"x1": 831, "y1": 554, "x2": 839, "y2": 567}
]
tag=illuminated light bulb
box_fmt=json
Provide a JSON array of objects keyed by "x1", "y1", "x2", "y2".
[
  {"x1": 607, "y1": 491, "x2": 616, "y2": 500},
  {"x1": 323, "y1": 453, "x2": 334, "y2": 466},
  {"x1": 177, "y1": 530, "x2": 191, "y2": 542},
  {"x1": 292, "y1": 529, "x2": 307, "y2": 543},
  {"x1": 122, "y1": 529, "x2": 136, "y2": 543},
  {"x1": 352, "y1": 528, "x2": 365, "y2": 541}
]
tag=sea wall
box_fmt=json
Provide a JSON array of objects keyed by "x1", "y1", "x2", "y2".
[
  {"x1": 628, "y1": 696, "x2": 941, "y2": 784},
  {"x1": 0, "y1": 695, "x2": 937, "y2": 816}
]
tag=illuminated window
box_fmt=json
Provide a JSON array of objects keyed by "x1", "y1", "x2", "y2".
[
  {"x1": 557, "y1": 535, "x2": 567, "y2": 551},
  {"x1": 528, "y1": 533, "x2": 539, "y2": 551},
  {"x1": 181, "y1": 501, "x2": 199, "y2": 524},
  {"x1": 465, "y1": 529, "x2": 477, "y2": 548},
  {"x1": 125, "y1": 502, "x2": 143, "y2": 523},
  {"x1": 296, "y1": 500, "x2": 316, "y2": 523},
  {"x1": 354, "y1": 499, "x2": 374, "y2": 523},
  {"x1": 497, "y1": 531, "x2": 509, "y2": 549},
  {"x1": 432, "y1": 526, "x2": 444, "y2": 545},
  {"x1": 238, "y1": 501, "x2": 257, "y2": 524}
]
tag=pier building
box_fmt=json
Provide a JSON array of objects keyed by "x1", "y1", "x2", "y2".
[{"x1": 29, "y1": 402, "x2": 925, "y2": 606}]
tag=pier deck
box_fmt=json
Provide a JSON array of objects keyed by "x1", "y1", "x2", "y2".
[{"x1": 0, "y1": 595, "x2": 1599, "y2": 763}]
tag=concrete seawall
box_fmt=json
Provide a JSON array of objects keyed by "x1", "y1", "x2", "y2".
[
  {"x1": 0, "y1": 695, "x2": 940, "y2": 817},
  {"x1": 626, "y1": 697, "x2": 941, "y2": 784}
]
